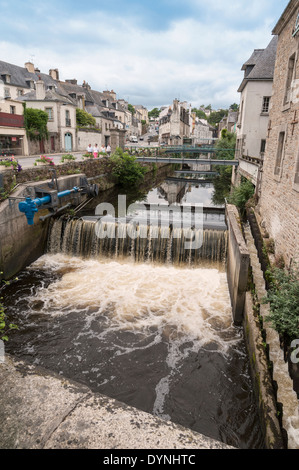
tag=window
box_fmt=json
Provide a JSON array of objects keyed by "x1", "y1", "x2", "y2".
[
  {"x1": 284, "y1": 53, "x2": 296, "y2": 105},
  {"x1": 45, "y1": 107, "x2": 53, "y2": 121},
  {"x1": 4, "y1": 88, "x2": 10, "y2": 98},
  {"x1": 274, "y1": 132, "x2": 285, "y2": 176},
  {"x1": 17, "y1": 89, "x2": 23, "y2": 97},
  {"x1": 10, "y1": 106, "x2": 16, "y2": 114},
  {"x1": 294, "y1": 151, "x2": 299, "y2": 189},
  {"x1": 65, "y1": 110, "x2": 71, "y2": 127},
  {"x1": 260, "y1": 139, "x2": 266, "y2": 155},
  {"x1": 261, "y1": 97, "x2": 270, "y2": 114}
]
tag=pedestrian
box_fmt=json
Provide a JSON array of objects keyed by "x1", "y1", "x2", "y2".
[
  {"x1": 106, "y1": 144, "x2": 111, "y2": 156},
  {"x1": 93, "y1": 144, "x2": 99, "y2": 158},
  {"x1": 86, "y1": 144, "x2": 93, "y2": 155},
  {"x1": 100, "y1": 144, "x2": 106, "y2": 154}
]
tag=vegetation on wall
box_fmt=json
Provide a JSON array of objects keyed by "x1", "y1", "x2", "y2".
[
  {"x1": 0, "y1": 274, "x2": 18, "y2": 342},
  {"x1": 24, "y1": 105, "x2": 49, "y2": 141},
  {"x1": 263, "y1": 265, "x2": 299, "y2": 342},
  {"x1": 76, "y1": 108, "x2": 96, "y2": 128}
]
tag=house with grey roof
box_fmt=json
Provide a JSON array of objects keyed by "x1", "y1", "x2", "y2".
[
  {"x1": 17, "y1": 78, "x2": 78, "y2": 154},
  {"x1": 233, "y1": 35, "x2": 278, "y2": 193}
]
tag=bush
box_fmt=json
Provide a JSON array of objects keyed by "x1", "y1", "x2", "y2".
[
  {"x1": 76, "y1": 108, "x2": 96, "y2": 127},
  {"x1": 228, "y1": 179, "x2": 255, "y2": 216},
  {"x1": 109, "y1": 147, "x2": 147, "y2": 187},
  {"x1": 61, "y1": 154, "x2": 76, "y2": 162},
  {"x1": 215, "y1": 129, "x2": 236, "y2": 160},
  {"x1": 263, "y1": 265, "x2": 299, "y2": 341}
]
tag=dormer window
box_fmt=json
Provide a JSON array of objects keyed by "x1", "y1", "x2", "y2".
[
  {"x1": 1, "y1": 73, "x2": 11, "y2": 84},
  {"x1": 26, "y1": 79, "x2": 35, "y2": 89}
]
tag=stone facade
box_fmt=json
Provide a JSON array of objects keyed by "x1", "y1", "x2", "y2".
[
  {"x1": 159, "y1": 99, "x2": 191, "y2": 145},
  {"x1": 258, "y1": 0, "x2": 299, "y2": 267}
]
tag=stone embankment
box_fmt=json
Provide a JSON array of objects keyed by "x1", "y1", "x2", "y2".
[
  {"x1": 0, "y1": 355, "x2": 233, "y2": 450},
  {"x1": 244, "y1": 211, "x2": 299, "y2": 449}
]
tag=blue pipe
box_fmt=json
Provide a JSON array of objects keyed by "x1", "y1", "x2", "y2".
[{"x1": 19, "y1": 187, "x2": 80, "y2": 225}]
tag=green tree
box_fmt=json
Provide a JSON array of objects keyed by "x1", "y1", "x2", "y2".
[
  {"x1": 128, "y1": 104, "x2": 136, "y2": 115},
  {"x1": 229, "y1": 103, "x2": 239, "y2": 112},
  {"x1": 148, "y1": 108, "x2": 160, "y2": 119},
  {"x1": 76, "y1": 108, "x2": 96, "y2": 127},
  {"x1": 24, "y1": 107, "x2": 49, "y2": 141},
  {"x1": 192, "y1": 108, "x2": 207, "y2": 120},
  {"x1": 207, "y1": 109, "x2": 228, "y2": 128},
  {"x1": 215, "y1": 129, "x2": 236, "y2": 160},
  {"x1": 211, "y1": 166, "x2": 233, "y2": 205},
  {"x1": 109, "y1": 147, "x2": 147, "y2": 188}
]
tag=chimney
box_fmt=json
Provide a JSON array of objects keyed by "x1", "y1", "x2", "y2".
[
  {"x1": 25, "y1": 62, "x2": 35, "y2": 73},
  {"x1": 66, "y1": 79, "x2": 78, "y2": 85},
  {"x1": 36, "y1": 79, "x2": 46, "y2": 100},
  {"x1": 49, "y1": 69, "x2": 59, "y2": 80}
]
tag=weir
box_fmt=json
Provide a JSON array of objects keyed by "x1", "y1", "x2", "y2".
[{"x1": 47, "y1": 216, "x2": 228, "y2": 266}]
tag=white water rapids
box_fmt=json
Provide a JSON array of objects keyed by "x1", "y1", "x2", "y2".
[{"x1": 27, "y1": 253, "x2": 238, "y2": 420}]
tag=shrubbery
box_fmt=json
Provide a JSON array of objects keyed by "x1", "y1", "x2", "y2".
[
  {"x1": 263, "y1": 265, "x2": 299, "y2": 341},
  {"x1": 228, "y1": 179, "x2": 255, "y2": 216},
  {"x1": 109, "y1": 147, "x2": 147, "y2": 188}
]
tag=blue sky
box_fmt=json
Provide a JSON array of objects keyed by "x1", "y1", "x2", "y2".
[{"x1": 0, "y1": 0, "x2": 289, "y2": 110}]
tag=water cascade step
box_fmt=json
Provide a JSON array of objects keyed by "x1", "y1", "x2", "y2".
[{"x1": 47, "y1": 217, "x2": 228, "y2": 266}]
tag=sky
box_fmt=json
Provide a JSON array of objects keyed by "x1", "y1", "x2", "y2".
[{"x1": 0, "y1": 0, "x2": 289, "y2": 111}]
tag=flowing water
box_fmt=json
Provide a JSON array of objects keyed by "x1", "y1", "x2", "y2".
[{"x1": 4, "y1": 170, "x2": 265, "y2": 448}]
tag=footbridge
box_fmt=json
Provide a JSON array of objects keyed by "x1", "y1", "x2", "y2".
[{"x1": 135, "y1": 156, "x2": 239, "y2": 166}]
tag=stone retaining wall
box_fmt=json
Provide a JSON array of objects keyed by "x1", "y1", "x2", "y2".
[{"x1": 225, "y1": 204, "x2": 250, "y2": 324}]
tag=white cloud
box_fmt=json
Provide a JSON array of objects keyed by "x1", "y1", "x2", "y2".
[{"x1": 0, "y1": 3, "x2": 281, "y2": 109}]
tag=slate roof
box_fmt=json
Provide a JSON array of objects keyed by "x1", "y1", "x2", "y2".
[
  {"x1": 238, "y1": 36, "x2": 278, "y2": 92},
  {"x1": 0, "y1": 60, "x2": 56, "y2": 90}
]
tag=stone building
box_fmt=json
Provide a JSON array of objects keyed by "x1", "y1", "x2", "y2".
[
  {"x1": 233, "y1": 36, "x2": 278, "y2": 192},
  {"x1": 0, "y1": 60, "x2": 145, "y2": 154},
  {"x1": 258, "y1": 0, "x2": 299, "y2": 267},
  {"x1": 159, "y1": 99, "x2": 191, "y2": 145},
  {"x1": 18, "y1": 78, "x2": 77, "y2": 154},
  {"x1": 218, "y1": 111, "x2": 238, "y2": 136},
  {"x1": 190, "y1": 113, "x2": 213, "y2": 145}
]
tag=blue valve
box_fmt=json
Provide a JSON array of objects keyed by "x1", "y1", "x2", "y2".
[
  {"x1": 19, "y1": 197, "x2": 40, "y2": 225},
  {"x1": 18, "y1": 187, "x2": 81, "y2": 225}
]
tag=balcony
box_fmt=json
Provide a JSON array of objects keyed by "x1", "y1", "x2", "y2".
[{"x1": 0, "y1": 112, "x2": 24, "y2": 128}]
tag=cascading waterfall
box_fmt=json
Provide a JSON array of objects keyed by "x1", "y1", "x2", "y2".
[{"x1": 47, "y1": 216, "x2": 227, "y2": 266}]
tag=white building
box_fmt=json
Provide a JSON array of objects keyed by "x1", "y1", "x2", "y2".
[{"x1": 234, "y1": 36, "x2": 278, "y2": 190}]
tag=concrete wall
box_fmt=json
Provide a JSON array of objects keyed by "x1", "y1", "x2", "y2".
[
  {"x1": 77, "y1": 129, "x2": 103, "y2": 151},
  {"x1": 225, "y1": 204, "x2": 250, "y2": 324},
  {"x1": 0, "y1": 174, "x2": 85, "y2": 280}
]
